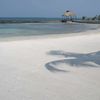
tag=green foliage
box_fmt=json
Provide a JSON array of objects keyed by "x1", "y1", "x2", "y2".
[{"x1": 82, "y1": 16, "x2": 86, "y2": 20}]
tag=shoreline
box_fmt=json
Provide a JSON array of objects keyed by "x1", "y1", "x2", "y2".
[{"x1": 0, "y1": 28, "x2": 100, "y2": 42}]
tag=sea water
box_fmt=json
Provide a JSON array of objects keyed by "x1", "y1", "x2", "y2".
[{"x1": 0, "y1": 22, "x2": 99, "y2": 40}]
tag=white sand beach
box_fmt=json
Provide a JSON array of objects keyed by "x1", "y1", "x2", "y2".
[{"x1": 0, "y1": 30, "x2": 100, "y2": 100}]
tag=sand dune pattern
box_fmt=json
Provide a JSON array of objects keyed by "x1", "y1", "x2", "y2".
[{"x1": 45, "y1": 50, "x2": 100, "y2": 72}]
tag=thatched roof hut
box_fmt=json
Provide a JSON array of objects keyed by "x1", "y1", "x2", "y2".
[
  {"x1": 62, "y1": 10, "x2": 76, "y2": 22},
  {"x1": 63, "y1": 10, "x2": 76, "y2": 17}
]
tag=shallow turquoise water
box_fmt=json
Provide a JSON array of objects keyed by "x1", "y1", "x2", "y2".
[{"x1": 0, "y1": 23, "x2": 99, "y2": 38}]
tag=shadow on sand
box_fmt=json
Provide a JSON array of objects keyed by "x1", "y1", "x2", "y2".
[{"x1": 45, "y1": 50, "x2": 100, "y2": 73}]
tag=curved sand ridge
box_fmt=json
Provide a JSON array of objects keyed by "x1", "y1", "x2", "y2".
[{"x1": 45, "y1": 50, "x2": 100, "y2": 73}]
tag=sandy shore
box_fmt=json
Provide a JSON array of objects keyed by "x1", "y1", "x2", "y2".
[{"x1": 0, "y1": 30, "x2": 100, "y2": 100}]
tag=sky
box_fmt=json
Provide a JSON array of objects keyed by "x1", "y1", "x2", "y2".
[{"x1": 0, "y1": 0, "x2": 100, "y2": 17}]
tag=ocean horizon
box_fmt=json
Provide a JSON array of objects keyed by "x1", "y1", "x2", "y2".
[{"x1": 0, "y1": 17, "x2": 62, "y2": 23}]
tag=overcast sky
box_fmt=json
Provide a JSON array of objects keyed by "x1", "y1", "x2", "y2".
[{"x1": 0, "y1": 0, "x2": 100, "y2": 17}]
